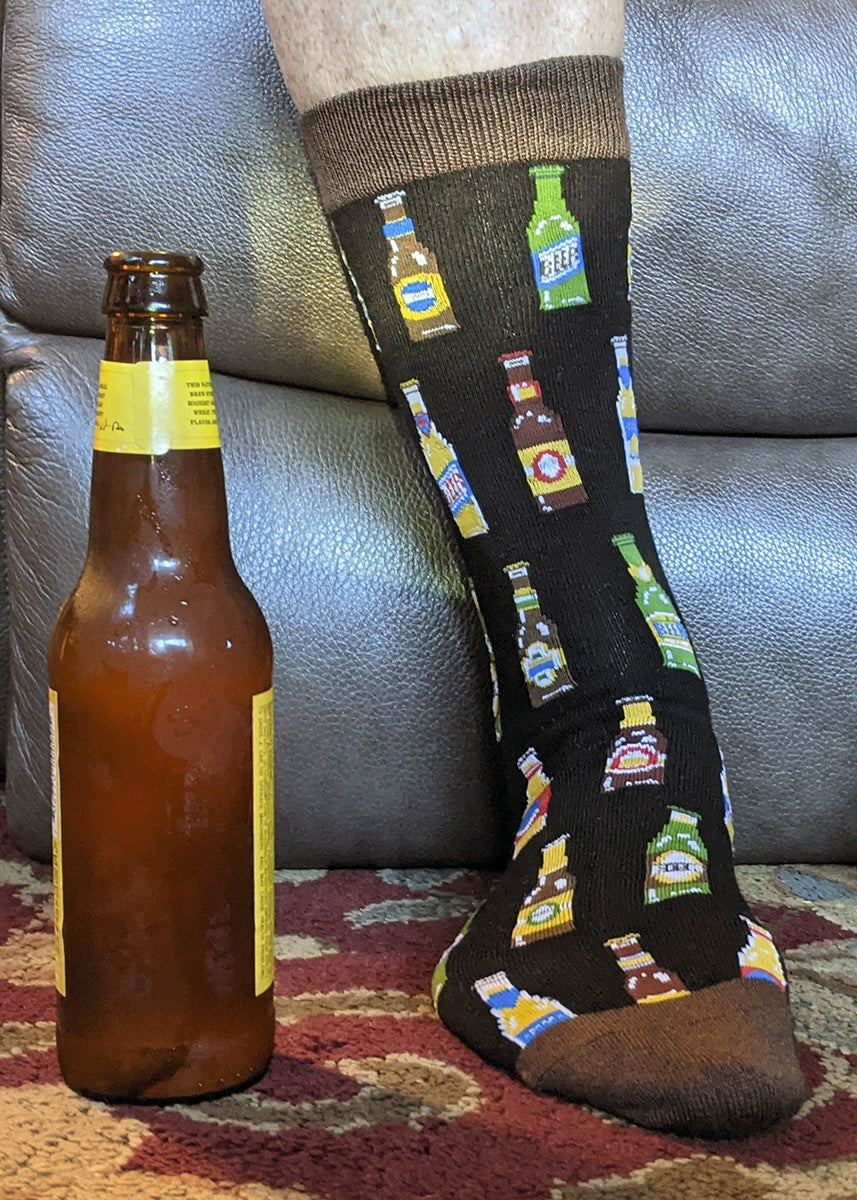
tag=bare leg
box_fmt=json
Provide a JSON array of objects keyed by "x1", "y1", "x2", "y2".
[{"x1": 263, "y1": 0, "x2": 624, "y2": 111}]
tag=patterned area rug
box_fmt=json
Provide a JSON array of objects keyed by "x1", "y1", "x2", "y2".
[{"x1": 1, "y1": 806, "x2": 856, "y2": 1200}]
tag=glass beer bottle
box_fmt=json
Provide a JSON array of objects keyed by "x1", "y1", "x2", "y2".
[{"x1": 48, "y1": 251, "x2": 275, "y2": 1101}]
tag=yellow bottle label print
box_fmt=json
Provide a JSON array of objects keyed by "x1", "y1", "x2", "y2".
[
  {"x1": 516, "y1": 438, "x2": 584, "y2": 498},
  {"x1": 253, "y1": 687, "x2": 275, "y2": 996},
  {"x1": 49, "y1": 687, "x2": 66, "y2": 997},
  {"x1": 394, "y1": 272, "x2": 453, "y2": 323},
  {"x1": 94, "y1": 359, "x2": 221, "y2": 454}
]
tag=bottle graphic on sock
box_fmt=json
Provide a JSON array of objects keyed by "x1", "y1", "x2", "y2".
[
  {"x1": 512, "y1": 835, "x2": 575, "y2": 947},
  {"x1": 720, "y1": 749, "x2": 735, "y2": 846},
  {"x1": 602, "y1": 695, "x2": 667, "y2": 791},
  {"x1": 432, "y1": 907, "x2": 480, "y2": 1006},
  {"x1": 376, "y1": 191, "x2": 459, "y2": 340},
  {"x1": 309, "y1": 58, "x2": 808, "y2": 1136},
  {"x1": 645, "y1": 808, "x2": 711, "y2": 904},
  {"x1": 612, "y1": 533, "x2": 701, "y2": 676},
  {"x1": 513, "y1": 748, "x2": 552, "y2": 858},
  {"x1": 473, "y1": 971, "x2": 576, "y2": 1048},
  {"x1": 401, "y1": 380, "x2": 488, "y2": 538},
  {"x1": 612, "y1": 335, "x2": 643, "y2": 494},
  {"x1": 605, "y1": 934, "x2": 691, "y2": 1004},
  {"x1": 468, "y1": 580, "x2": 501, "y2": 740},
  {"x1": 527, "y1": 165, "x2": 590, "y2": 309},
  {"x1": 499, "y1": 350, "x2": 587, "y2": 512},
  {"x1": 738, "y1": 916, "x2": 787, "y2": 991},
  {"x1": 504, "y1": 562, "x2": 575, "y2": 706}
]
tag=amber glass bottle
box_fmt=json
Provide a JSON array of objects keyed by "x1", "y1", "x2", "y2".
[{"x1": 48, "y1": 251, "x2": 275, "y2": 1101}]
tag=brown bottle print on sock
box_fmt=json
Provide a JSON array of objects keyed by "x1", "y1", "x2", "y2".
[
  {"x1": 499, "y1": 350, "x2": 587, "y2": 513},
  {"x1": 602, "y1": 695, "x2": 667, "y2": 791},
  {"x1": 376, "y1": 190, "x2": 459, "y2": 340},
  {"x1": 505, "y1": 561, "x2": 575, "y2": 707},
  {"x1": 605, "y1": 933, "x2": 690, "y2": 1004}
]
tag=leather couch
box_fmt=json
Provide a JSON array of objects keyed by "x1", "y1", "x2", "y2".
[{"x1": 1, "y1": 0, "x2": 855, "y2": 867}]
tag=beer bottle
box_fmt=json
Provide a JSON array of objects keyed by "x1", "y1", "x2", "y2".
[
  {"x1": 512, "y1": 748, "x2": 553, "y2": 859},
  {"x1": 504, "y1": 561, "x2": 576, "y2": 707},
  {"x1": 48, "y1": 251, "x2": 275, "y2": 1102},
  {"x1": 527, "y1": 166, "x2": 591, "y2": 309},
  {"x1": 401, "y1": 379, "x2": 489, "y2": 538},
  {"x1": 601, "y1": 694, "x2": 667, "y2": 791},
  {"x1": 644, "y1": 808, "x2": 711, "y2": 905},
  {"x1": 473, "y1": 971, "x2": 575, "y2": 1048},
  {"x1": 499, "y1": 350, "x2": 587, "y2": 512},
  {"x1": 611, "y1": 532, "x2": 701, "y2": 677},
  {"x1": 738, "y1": 917, "x2": 787, "y2": 991},
  {"x1": 511, "y1": 835, "x2": 576, "y2": 947},
  {"x1": 604, "y1": 934, "x2": 690, "y2": 1005},
  {"x1": 611, "y1": 335, "x2": 643, "y2": 495},
  {"x1": 375, "y1": 190, "x2": 459, "y2": 340}
]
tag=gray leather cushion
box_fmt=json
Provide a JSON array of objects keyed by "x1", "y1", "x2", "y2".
[
  {"x1": 1, "y1": 0, "x2": 856, "y2": 434},
  {"x1": 625, "y1": 0, "x2": 857, "y2": 436},
  {"x1": 1, "y1": 322, "x2": 502, "y2": 867},
  {"x1": 4, "y1": 320, "x2": 855, "y2": 865}
]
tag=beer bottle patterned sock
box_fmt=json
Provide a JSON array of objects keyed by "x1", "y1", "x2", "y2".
[{"x1": 299, "y1": 56, "x2": 806, "y2": 1137}]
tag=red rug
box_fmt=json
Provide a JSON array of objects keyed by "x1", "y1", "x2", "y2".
[{"x1": 1, "y1": 804, "x2": 856, "y2": 1199}]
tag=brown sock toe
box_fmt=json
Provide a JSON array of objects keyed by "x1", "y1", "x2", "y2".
[{"x1": 516, "y1": 978, "x2": 807, "y2": 1138}]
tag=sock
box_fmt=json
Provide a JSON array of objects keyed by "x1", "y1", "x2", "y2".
[{"x1": 299, "y1": 56, "x2": 806, "y2": 1137}]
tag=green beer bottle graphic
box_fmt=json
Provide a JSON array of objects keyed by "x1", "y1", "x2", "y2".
[
  {"x1": 612, "y1": 533, "x2": 701, "y2": 676},
  {"x1": 645, "y1": 808, "x2": 711, "y2": 904},
  {"x1": 527, "y1": 165, "x2": 591, "y2": 310}
]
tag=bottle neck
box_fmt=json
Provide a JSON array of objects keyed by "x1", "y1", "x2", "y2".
[
  {"x1": 534, "y1": 174, "x2": 564, "y2": 209},
  {"x1": 87, "y1": 317, "x2": 233, "y2": 575}
]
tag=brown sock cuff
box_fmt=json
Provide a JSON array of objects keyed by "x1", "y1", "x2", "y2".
[{"x1": 302, "y1": 55, "x2": 630, "y2": 215}]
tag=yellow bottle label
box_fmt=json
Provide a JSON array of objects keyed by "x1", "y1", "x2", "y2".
[
  {"x1": 48, "y1": 688, "x2": 66, "y2": 997},
  {"x1": 94, "y1": 359, "x2": 221, "y2": 454},
  {"x1": 394, "y1": 272, "x2": 452, "y2": 322},
  {"x1": 253, "y1": 687, "x2": 275, "y2": 996},
  {"x1": 517, "y1": 439, "x2": 583, "y2": 497}
]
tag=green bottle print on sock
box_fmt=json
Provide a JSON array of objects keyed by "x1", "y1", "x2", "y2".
[
  {"x1": 511, "y1": 835, "x2": 576, "y2": 947},
  {"x1": 527, "y1": 166, "x2": 590, "y2": 310},
  {"x1": 432, "y1": 907, "x2": 480, "y2": 1007},
  {"x1": 645, "y1": 808, "x2": 711, "y2": 904},
  {"x1": 612, "y1": 533, "x2": 701, "y2": 676}
]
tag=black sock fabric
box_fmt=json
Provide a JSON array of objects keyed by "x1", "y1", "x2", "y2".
[{"x1": 299, "y1": 56, "x2": 806, "y2": 1137}]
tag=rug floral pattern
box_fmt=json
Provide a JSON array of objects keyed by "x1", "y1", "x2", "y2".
[{"x1": 1, "y1": 810, "x2": 856, "y2": 1200}]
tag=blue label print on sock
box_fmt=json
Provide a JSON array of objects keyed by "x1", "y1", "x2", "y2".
[
  {"x1": 382, "y1": 218, "x2": 415, "y2": 239},
  {"x1": 437, "y1": 460, "x2": 479, "y2": 518},
  {"x1": 651, "y1": 617, "x2": 691, "y2": 642},
  {"x1": 514, "y1": 1007, "x2": 573, "y2": 1047},
  {"x1": 399, "y1": 277, "x2": 442, "y2": 314},
  {"x1": 531, "y1": 234, "x2": 585, "y2": 291}
]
